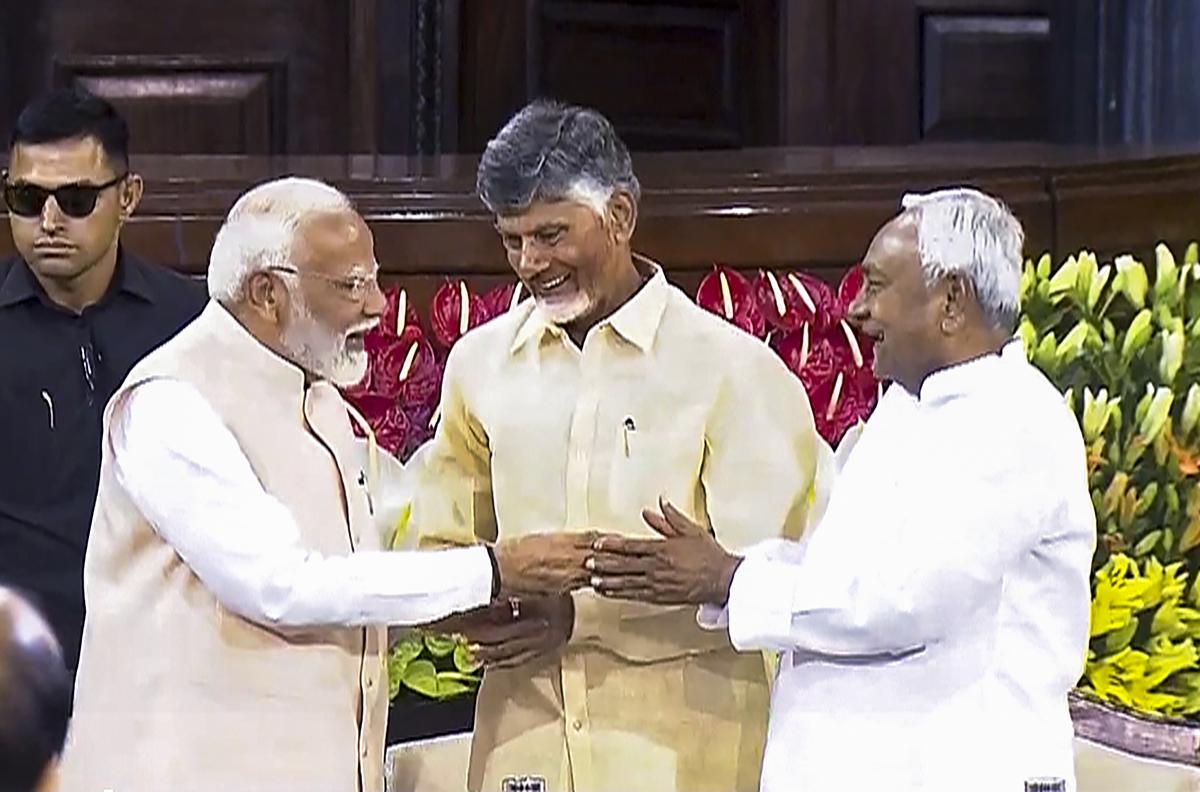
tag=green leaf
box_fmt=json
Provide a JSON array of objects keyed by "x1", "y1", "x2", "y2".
[
  {"x1": 454, "y1": 641, "x2": 483, "y2": 674},
  {"x1": 424, "y1": 633, "x2": 458, "y2": 658},
  {"x1": 432, "y1": 674, "x2": 474, "y2": 698},
  {"x1": 1135, "y1": 530, "x2": 1164, "y2": 557},
  {"x1": 402, "y1": 659, "x2": 440, "y2": 698},
  {"x1": 1104, "y1": 618, "x2": 1139, "y2": 653}
]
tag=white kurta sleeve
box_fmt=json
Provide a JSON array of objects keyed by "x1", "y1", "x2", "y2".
[
  {"x1": 725, "y1": 415, "x2": 1039, "y2": 656},
  {"x1": 110, "y1": 378, "x2": 494, "y2": 629}
]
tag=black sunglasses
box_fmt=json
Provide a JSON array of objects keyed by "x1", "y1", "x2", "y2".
[{"x1": 1, "y1": 172, "x2": 128, "y2": 219}]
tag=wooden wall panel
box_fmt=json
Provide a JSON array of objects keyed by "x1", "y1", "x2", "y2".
[
  {"x1": 534, "y1": 2, "x2": 740, "y2": 148},
  {"x1": 1, "y1": 0, "x2": 362, "y2": 154},
  {"x1": 819, "y1": 0, "x2": 1052, "y2": 145},
  {"x1": 60, "y1": 57, "x2": 286, "y2": 154},
  {"x1": 921, "y1": 15, "x2": 1050, "y2": 140},
  {"x1": 455, "y1": 0, "x2": 780, "y2": 152},
  {"x1": 0, "y1": 2, "x2": 1192, "y2": 155}
]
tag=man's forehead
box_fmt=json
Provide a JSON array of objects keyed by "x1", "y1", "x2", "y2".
[
  {"x1": 494, "y1": 200, "x2": 590, "y2": 233},
  {"x1": 864, "y1": 214, "x2": 918, "y2": 272},
  {"x1": 8, "y1": 136, "x2": 116, "y2": 183},
  {"x1": 295, "y1": 210, "x2": 376, "y2": 270}
]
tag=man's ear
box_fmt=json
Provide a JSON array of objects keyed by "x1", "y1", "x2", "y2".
[
  {"x1": 940, "y1": 273, "x2": 969, "y2": 334},
  {"x1": 117, "y1": 173, "x2": 143, "y2": 222},
  {"x1": 607, "y1": 190, "x2": 637, "y2": 244},
  {"x1": 245, "y1": 270, "x2": 285, "y2": 323}
]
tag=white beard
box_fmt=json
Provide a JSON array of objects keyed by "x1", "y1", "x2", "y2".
[
  {"x1": 279, "y1": 296, "x2": 371, "y2": 387},
  {"x1": 537, "y1": 289, "x2": 594, "y2": 326}
]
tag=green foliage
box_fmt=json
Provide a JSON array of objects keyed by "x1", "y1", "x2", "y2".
[{"x1": 387, "y1": 630, "x2": 483, "y2": 702}]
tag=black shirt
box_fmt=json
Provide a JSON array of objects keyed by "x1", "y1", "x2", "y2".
[{"x1": 0, "y1": 250, "x2": 205, "y2": 674}]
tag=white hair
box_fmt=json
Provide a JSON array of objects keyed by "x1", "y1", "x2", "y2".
[
  {"x1": 207, "y1": 176, "x2": 353, "y2": 301},
  {"x1": 900, "y1": 187, "x2": 1024, "y2": 330},
  {"x1": 565, "y1": 178, "x2": 613, "y2": 218}
]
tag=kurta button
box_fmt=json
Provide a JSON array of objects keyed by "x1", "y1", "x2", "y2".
[{"x1": 572, "y1": 719, "x2": 583, "y2": 731}]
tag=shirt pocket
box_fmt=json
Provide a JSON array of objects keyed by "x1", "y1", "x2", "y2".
[
  {"x1": 0, "y1": 379, "x2": 80, "y2": 503},
  {"x1": 605, "y1": 421, "x2": 704, "y2": 523}
]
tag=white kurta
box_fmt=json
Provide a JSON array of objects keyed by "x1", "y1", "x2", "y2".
[
  {"x1": 109, "y1": 378, "x2": 494, "y2": 628},
  {"x1": 708, "y1": 341, "x2": 1096, "y2": 792}
]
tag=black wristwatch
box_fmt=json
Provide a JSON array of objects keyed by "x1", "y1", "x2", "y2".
[{"x1": 484, "y1": 544, "x2": 502, "y2": 599}]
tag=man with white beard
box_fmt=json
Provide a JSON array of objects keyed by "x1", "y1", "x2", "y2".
[{"x1": 58, "y1": 177, "x2": 598, "y2": 792}]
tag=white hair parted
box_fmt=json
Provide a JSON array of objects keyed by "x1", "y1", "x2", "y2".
[
  {"x1": 900, "y1": 187, "x2": 1025, "y2": 331},
  {"x1": 207, "y1": 176, "x2": 353, "y2": 302}
]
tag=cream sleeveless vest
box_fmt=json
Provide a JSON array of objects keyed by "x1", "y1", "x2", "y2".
[{"x1": 60, "y1": 302, "x2": 388, "y2": 792}]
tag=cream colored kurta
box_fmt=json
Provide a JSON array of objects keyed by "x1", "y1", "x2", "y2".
[
  {"x1": 60, "y1": 303, "x2": 390, "y2": 792},
  {"x1": 415, "y1": 264, "x2": 830, "y2": 792}
]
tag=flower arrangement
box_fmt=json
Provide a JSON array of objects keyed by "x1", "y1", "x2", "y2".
[
  {"x1": 1020, "y1": 242, "x2": 1200, "y2": 721},
  {"x1": 343, "y1": 265, "x2": 877, "y2": 701}
]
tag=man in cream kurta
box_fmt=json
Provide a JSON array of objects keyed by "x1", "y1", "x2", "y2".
[
  {"x1": 413, "y1": 100, "x2": 829, "y2": 792},
  {"x1": 59, "y1": 178, "x2": 598, "y2": 792}
]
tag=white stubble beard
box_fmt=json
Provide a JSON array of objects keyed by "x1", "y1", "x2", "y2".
[
  {"x1": 536, "y1": 287, "x2": 595, "y2": 326},
  {"x1": 279, "y1": 292, "x2": 374, "y2": 387}
]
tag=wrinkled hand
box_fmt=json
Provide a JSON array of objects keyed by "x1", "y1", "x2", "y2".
[
  {"x1": 453, "y1": 595, "x2": 574, "y2": 669},
  {"x1": 587, "y1": 498, "x2": 742, "y2": 606},
  {"x1": 494, "y1": 531, "x2": 596, "y2": 597}
]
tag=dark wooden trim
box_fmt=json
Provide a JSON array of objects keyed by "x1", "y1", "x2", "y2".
[
  {"x1": 349, "y1": 0, "x2": 380, "y2": 153},
  {"x1": 376, "y1": 0, "x2": 419, "y2": 154},
  {"x1": 3, "y1": 145, "x2": 1195, "y2": 287},
  {"x1": 780, "y1": 0, "x2": 833, "y2": 145}
]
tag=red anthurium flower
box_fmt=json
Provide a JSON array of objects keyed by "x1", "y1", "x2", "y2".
[
  {"x1": 696, "y1": 266, "x2": 753, "y2": 322},
  {"x1": 380, "y1": 286, "x2": 422, "y2": 337},
  {"x1": 366, "y1": 326, "x2": 437, "y2": 405},
  {"x1": 835, "y1": 263, "x2": 866, "y2": 320},
  {"x1": 774, "y1": 328, "x2": 838, "y2": 394},
  {"x1": 345, "y1": 393, "x2": 394, "y2": 437},
  {"x1": 732, "y1": 298, "x2": 767, "y2": 339},
  {"x1": 808, "y1": 368, "x2": 872, "y2": 445},
  {"x1": 696, "y1": 266, "x2": 768, "y2": 339},
  {"x1": 479, "y1": 281, "x2": 528, "y2": 324},
  {"x1": 779, "y1": 271, "x2": 836, "y2": 330},
  {"x1": 430, "y1": 279, "x2": 485, "y2": 349},
  {"x1": 373, "y1": 402, "x2": 413, "y2": 458},
  {"x1": 753, "y1": 270, "x2": 830, "y2": 331}
]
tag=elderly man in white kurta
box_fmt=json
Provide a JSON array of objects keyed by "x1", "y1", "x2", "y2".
[
  {"x1": 591, "y1": 188, "x2": 1096, "y2": 792},
  {"x1": 58, "y1": 178, "x2": 597, "y2": 792}
]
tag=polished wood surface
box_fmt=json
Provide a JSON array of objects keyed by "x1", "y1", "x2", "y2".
[{"x1": 3, "y1": 144, "x2": 1197, "y2": 320}]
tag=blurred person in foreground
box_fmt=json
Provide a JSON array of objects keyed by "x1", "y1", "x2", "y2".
[
  {"x1": 57, "y1": 177, "x2": 595, "y2": 792},
  {"x1": 590, "y1": 188, "x2": 1096, "y2": 792},
  {"x1": 0, "y1": 586, "x2": 71, "y2": 792}
]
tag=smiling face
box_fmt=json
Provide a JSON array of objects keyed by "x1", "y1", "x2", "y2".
[
  {"x1": 848, "y1": 214, "x2": 950, "y2": 392},
  {"x1": 271, "y1": 210, "x2": 386, "y2": 385},
  {"x1": 494, "y1": 197, "x2": 638, "y2": 332}
]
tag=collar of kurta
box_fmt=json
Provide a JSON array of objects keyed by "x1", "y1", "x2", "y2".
[
  {"x1": 200, "y1": 298, "x2": 310, "y2": 397},
  {"x1": 917, "y1": 336, "x2": 1024, "y2": 405},
  {"x1": 508, "y1": 252, "x2": 669, "y2": 355}
]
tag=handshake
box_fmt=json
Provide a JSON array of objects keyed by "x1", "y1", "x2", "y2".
[
  {"x1": 491, "y1": 498, "x2": 743, "y2": 608},
  {"x1": 447, "y1": 500, "x2": 743, "y2": 670}
]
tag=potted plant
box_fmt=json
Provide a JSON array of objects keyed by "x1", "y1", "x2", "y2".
[{"x1": 1020, "y1": 241, "x2": 1200, "y2": 763}]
